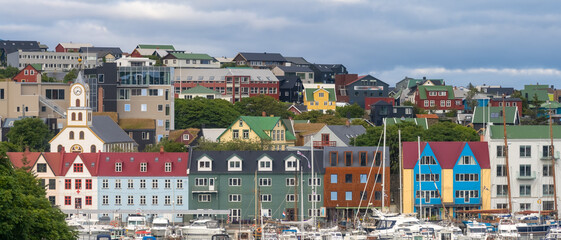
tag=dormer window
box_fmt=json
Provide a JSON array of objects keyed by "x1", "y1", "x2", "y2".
[
  {"x1": 239, "y1": 119, "x2": 243, "y2": 127},
  {"x1": 165, "y1": 162, "x2": 172, "y2": 172},
  {"x1": 198, "y1": 157, "x2": 212, "y2": 171},
  {"x1": 460, "y1": 156, "x2": 475, "y2": 165},
  {"x1": 258, "y1": 157, "x2": 272, "y2": 171},
  {"x1": 228, "y1": 157, "x2": 242, "y2": 171},
  {"x1": 73, "y1": 163, "x2": 83, "y2": 173},
  {"x1": 115, "y1": 162, "x2": 122, "y2": 172},
  {"x1": 182, "y1": 134, "x2": 189, "y2": 141},
  {"x1": 140, "y1": 162, "x2": 147, "y2": 172},
  {"x1": 285, "y1": 156, "x2": 299, "y2": 171}
]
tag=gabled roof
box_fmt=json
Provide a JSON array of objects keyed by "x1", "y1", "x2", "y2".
[
  {"x1": 472, "y1": 106, "x2": 517, "y2": 124},
  {"x1": 91, "y1": 116, "x2": 137, "y2": 144},
  {"x1": 402, "y1": 141, "x2": 490, "y2": 169},
  {"x1": 118, "y1": 118, "x2": 155, "y2": 130},
  {"x1": 133, "y1": 49, "x2": 157, "y2": 56},
  {"x1": 294, "y1": 123, "x2": 325, "y2": 135},
  {"x1": 95, "y1": 152, "x2": 188, "y2": 177},
  {"x1": 288, "y1": 104, "x2": 307, "y2": 113},
  {"x1": 201, "y1": 128, "x2": 226, "y2": 142},
  {"x1": 79, "y1": 47, "x2": 123, "y2": 55},
  {"x1": 278, "y1": 76, "x2": 302, "y2": 89},
  {"x1": 29, "y1": 64, "x2": 42, "y2": 71},
  {"x1": 417, "y1": 85, "x2": 455, "y2": 100},
  {"x1": 220, "y1": 116, "x2": 296, "y2": 141},
  {"x1": 489, "y1": 125, "x2": 561, "y2": 139},
  {"x1": 385, "y1": 118, "x2": 429, "y2": 130},
  {"x1": 180, "y1": 85, "x2": 220, "y2": 94},
  {"x1": 345, "y1": 74, "x2": 385, "y2": 86},
  {"x1": 416, "y1": 114, "x2": 439, "y2": 119},
  {"x1": 169, "y1": 128, "x2": 200, "y2": 143},
  {"x1": 325, "y1": 125, "x2": 366, "y2": 145},
  {"x1": 521, "y1": 84, "x2": 549, "y2": 102},
  {"x1": 58, "y1": 43, "x2": 93, "y2": 49},
  {"x1": 167, "y1": 52, "x2": 214, "y2": 60},
  {"x1": 540, "y1": 101, "x2": 561, "y2": 109},
  {"x1": 305, "y1": 88, "x2": 336, "y2": 101},
  {"x1": 136, "y1": 44, "x2": 175, "y2": 50},
  {"x1": 0, "y1": 40, "x2": 41, "y2": 54},
  {"x1": 284, "y1": 57, "x2": 311, "y2": 65},
  {"x1": 275, "y1": 66, "x2": 313, "y2": 73},
  {"x1": 237, "y1": 52, "x2": 286, "y2": 62},
  {"x1": 6, "y1": 151, "x2": 41, "y2": 169}
]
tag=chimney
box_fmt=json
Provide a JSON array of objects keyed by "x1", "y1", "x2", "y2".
[
  {"x1": 262, "y1": 111, "x2": 266, "y2": 117},
  {"x1": 98, "y1": 87, "x2": 104, "y2": 112},
  {"x1": 24, "y1": 146, "x2": 30, "y2": 153},
  {"x1": 160, "y1": 146, "x2": 164, "y2": 154}
]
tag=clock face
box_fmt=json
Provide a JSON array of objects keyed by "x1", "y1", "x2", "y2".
[{"x1": 74, "y1": 87, "x2": 82, "y2": 96}]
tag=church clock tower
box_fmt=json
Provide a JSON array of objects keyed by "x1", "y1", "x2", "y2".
[{"x1": 67, "y1": 72, "x2": 92, "y2": 127}]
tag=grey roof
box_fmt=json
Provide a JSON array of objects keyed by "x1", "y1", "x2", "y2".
[
  {"x1": 91, "y1": 116, "x2": 136, "y2": 144},
  {"x1": 326, "y1": 125, "x2": 366, "y2": 145},
  {"x1": 282, "y1": 119, "x2": 294, "y2": 136},
  {"x1": 79, "y1": 47, "x2": 123, "y2": 55},
  {"x1": 323, "y1": 146, "x2": 390, "y2": 167},
  {"x1": 190, "y1": 150, "x2": 324, "y2": 174},
  {"x1": 238, "y1": 52, "x2": 286, "y2": 62},
  {"x1": 2, "y1": 117, "x2": 47, "y2": 128},
  {"x1": 0, "y1": 40, "x2": 41, "y2": 54},
  {"x1": 289, "y1": 104, "x2": 307, "y2": 112},
  {"x1": 278, "y1": 75, "x2": 301, "y2": 89},
  {"x1": 486, "y1": 87, "x2": 514, "y2": 96},
  {"x1": 313, "y1": 64, "x2": 344, "y2": 73},
  {"x1": 276, "y1": 66, "x2": 313, "y2": 73},
  {"x1": 201, "y1": 128, "x2": 226, "y2": 142},
  {"x1": 284, "y1": 57, "x2": 311, "y2": 65},
  {"x1": 490, "y1": 97, "x2": 521, "y2": 102},
  {"x1": 178, "y1": 68, "x2": 279, "y2": 82}
]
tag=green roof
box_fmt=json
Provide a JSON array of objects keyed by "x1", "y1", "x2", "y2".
[
  {"x1": 137, "y1": 44, "x2": 175, "y2": 50},
  {"x1": 540, "y1": 101, "x2": 561, "y2": 109},
  {"x1": 417, "y1": 85, "x2": 455, "y2": 100},
  {"x1": 521, "y1": 84, "x2": 549, "y2": 102},
  {"x1": 489, "y1": 125, "x2": 561, "y2": 139},
  {"x1": 407, "y1": 78, "x2": 444, "y2": 88},
  {"x1": 385, "y1": 118, "x2": 428, "y2": 129},
  {"x1": 181, "y1": 85, "x2": 220, "y2": 94},
  {"x1": 472, "y1": 106, "x2": 518, "y2": 124},
  {"x1": 305, "y1": 88, "x2": 336, "y2": 102},
  {"x1": 171, "y1": 52, "x2": 214, "y2": 60},
  {"x1": 30, "y1": 64, "x2": 42, "y2": 71},
  {"x1": 220, "y1": 116, "x2": 296, "y2": 141}
]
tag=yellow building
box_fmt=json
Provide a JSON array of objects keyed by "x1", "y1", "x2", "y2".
[
  {"x1": 218, "y1": 116, "x2": 296, "y2": 150},
  {"x1": 303, "y1": 86, "x2": 336, "y2": 113}
]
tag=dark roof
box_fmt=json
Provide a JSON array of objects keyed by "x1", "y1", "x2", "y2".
[
  {"x1": 91, "y1": 116, "x2": 137, "y2": 144},
  {"x1": 190, "y1": 150, "x2": 324, "y2": 174},
  {"x1": 284, "y1": 57, "x2": 311, "y2": 65},
  {"x1": 276, "y1": 66, "x2": 313, "y2": 73},
  {"x1": 485, "y1": 87, "x2": 514, "y2": 96},
  {"x1": 490, "y1": 97, "x2": 521, "y2": 102},
  {"x1": 79, "y1": 47, "x2": 123, "y2": 55},
  {"x1": 238, "y1": 52, "x2": 286, "y2": 62},
  {"x1": 402, "y1": 141, "x2": 490, "y2": 169},
  {"x1": 326, "y1": 125, "x2": 366, "y2": 145},
  {"x1": 278, "y1": 76, "x2": 301, "y2": 89},
  {"x1": 0, "y1": 40, "x2": 41, "y2": 54},
  {"x1": 289, "y1": 104, "x2": 308, "y2": 113}
]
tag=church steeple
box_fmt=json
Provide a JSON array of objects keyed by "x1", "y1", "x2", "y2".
[{"x1": 67, "y1": 71, "x2": 92, "y2": 127}]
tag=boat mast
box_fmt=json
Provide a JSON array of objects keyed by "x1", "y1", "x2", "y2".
[
  {"x1": 502, "y1": 95, "x2": 513, "y2": 214},
  {"x1": 549, "y1": 104, "x2": 558, "y2": 218},
  {"x1": 382, "y1": 121, "x2": 386, "y2": 211},
  {"x1": 399, "y1": 129, "x2": 403, "y2": 214},
  {"x1": 301, "y1": 162, "x2": 304, "y2": 232},
  {"x1": 311, "y1": 136, "x2": 315, "y2": 230},
  {"x1": 418, "y1": 136, "x2": 422, "y2": 220}
]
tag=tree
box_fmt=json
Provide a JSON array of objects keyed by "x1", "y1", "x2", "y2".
[
  {"x1": 41, "y1": 73, "x2": 57, "y2": 82},
  {"x1": 144, "y1": 138, "x2": 187, "y2": 152},
  {"x1": 6, "y1": 118, "x2": 52, "y2": 152},
  {"x1": 175, "y1": 98, "x2": 240, "y2": 129},
  {"x1": 294, "y1": 110, "x2": 347, "y2": 125},
  {"x1": 147, "y1": 55, "x2": 163, "y2": 66},
  {"x1": 196, "y1": 139, "x2": 269, "y2": 151},
  {"x1": 423, "y1": 121, "x2": 479, "y2": 142},
  {"x1": 234, "y1": 95, "x2": 294, "y2": 119},
  {"x1": 63, "y1": 69, "x2": 78, "y2": 83},
  {"x1": 0, "y1": 153, "x2": 76, "y2": 239},
  {"x1": 336, "y1": 103, "x2": 365, "y2": 118},
  {"x1": 464, "y1": 85, "x2": 479, "y2": 113},
  {"x1": 0, "y1": 66, "x2": 19, "y2": 79}
]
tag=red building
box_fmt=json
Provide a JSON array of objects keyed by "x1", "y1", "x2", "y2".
[
  {"x1": 12, "y1": 64, "x2": 41, "y2": 82},
  {"x1": 489, "y1": 97, "x2": 523, "y2": 116},
  {"x1": 415, "y1": 85, "x2": 463, "y2": 111},
  {"x1": 55, "y1": 43, "x2": 93, "y2": 52}
]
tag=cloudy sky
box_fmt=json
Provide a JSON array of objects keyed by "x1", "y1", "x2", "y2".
[{"x1": 1, "y1": 0, "x2": 561, "y2": 88}]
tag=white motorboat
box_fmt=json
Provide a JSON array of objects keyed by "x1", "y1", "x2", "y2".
[
  {"x1": 546, "y1": 225, "x2": 561, "y2": 239},
  {"x1": 150, "y1": 217, "x2": 170, "y2": 237},
  {"x1": 343, "y1": 229, "x2": 367, "y2": 240},
  {"x1": 66, "y1": 216, "x2": 111, "y2": 235},
  {"x1": 464, "y1": 221, "x2": 490, "y2": 239},
  {"x1": 180, "y1": 219, "x2": 226, "y2": 240},
  {"x1": 496, "y1": 219, "x2": 520, "y2": 239},
  {"x1": 125, "y1": 214, "x2": 150, "y2": 237},
  {"x1": 368, "y1": 215, "x2": 421, "y2": 238}
]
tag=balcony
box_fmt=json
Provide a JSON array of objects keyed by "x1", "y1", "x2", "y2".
[
  {"x1": 539, "y1": 151, "x2": 560, "y2": 160},
  {"x1": 313, "y1": 141, "x2": 336, "y2": 149},
  {"x1": 517, "y1": 171, "x2": 536, "y2": 180}
]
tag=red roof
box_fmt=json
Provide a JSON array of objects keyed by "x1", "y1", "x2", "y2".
[
  {"x1": 416, "y1": 114, "x2": 439, "y2": 119},
  {"x1": 42, "y1": 152, "x2": 65, "y2": 176},
  {"x1": 402, "y1": 141, "x2": 490, "y2": 169},
  {"x1": 97, "y1": 152, "x2": 189, "y2": 177},
  {"x1": 7, "y1": 151, "x2": 41, "y2": 169}
]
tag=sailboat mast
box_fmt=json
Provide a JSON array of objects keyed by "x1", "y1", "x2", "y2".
[
  {"x1": 382, "y1": 122, "x2": 386, "y2": 210},
  {"x1": 418, "y1": 136, "x2": 422, "y2": 220},
  {"x1": 311, "y1": 136, "x2": 315, "y2": 230},
  {"x1": 549, "y1": 106, "x2": 558, "y2": 218},
  {"x1": 502, "y1": 95, "x2": 513, "y2": 213},
  {"x1": 301, "y1": 163, "x2": 304, "y2": 232},
  {"x1": 399, "y1": 129, "x2": 403, "y2": 214}
]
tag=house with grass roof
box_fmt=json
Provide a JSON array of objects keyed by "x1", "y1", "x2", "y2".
[
  {"x1": 12, "y1": 64, "x2": 42, "y2": 82},
  {"x1": 162, "y1": 52, "x2": 219, "y2": 68},
  {"x1": 471, "y1": 106, "x2": 519, "y2": 131},
  {"x1": 303, "y1": 84, "x2": 337, "y2": 113},
  {"x1": 218, "y1": 116, "x2": 296, "y2": 150},
  {"x1": 415, "y1": 85, "x2": 464, "y2": 112}
]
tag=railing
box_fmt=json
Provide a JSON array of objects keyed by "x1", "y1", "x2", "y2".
[
  {"x1": 313, "y1": 141, "x2": 336, "y2": 149},
  {"x1": 539, "y1": 151, "x2": 560, "y2": 160},
  {"x1": 517, "y1": 171, "x2": 536, "y2": 180},
  {"x1": 39, "y1": 95, "x2": 66, "y2": 118}
]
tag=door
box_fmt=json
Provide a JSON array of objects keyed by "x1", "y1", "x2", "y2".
[
  {"x1": 209, "y1": 178, "x2": 215, "y2": 191},
  {"x1": 321, "y1": 134, "x2": 330, "y2": 142},
  {"x1": 75, "y1": 197, "x2": 82, "y2": 209}
]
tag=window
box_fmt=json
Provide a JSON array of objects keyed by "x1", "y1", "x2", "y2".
[
  {"x1": 330, "y1": 192, "x2": 338, "y2": 201},
  {"x1": 229, "y1": 178, "x2": 241, "y2": 186},
  {"x1": 165, "y1": 162, "x2": 172, "y2": 172},
  {"x1": 285, "y1": 158, "x2": 299, "y2": 171},
  {"x1": 345, "y1": 174, "x2": 353, "y2": 183},
  {"x1": 497, "y1": 185, "x2": 508, "y2": 196},
  {"x1": 544, "y1": 184, "x2": 554, "y2": 196},
  {"x1": 140, "y1": 104, "x2": 147, "y2": 112},
  {"x1": 543, "y1": 145, "x2": 553, "y2": 158},
  {"x1": 229, "y1": 194, "x2": 241, "y2": 202},
  {"x1": 140, "y1": 162, "x2": 147, "y2": 172},
  {"x1": 544, "y1": 201, "x2": 555, "y2": 211},
  {"x1": 37, "y1": 163, "x2": 47, "y2": 173},
  {"x1": 124, "y1": 104, "x2": 131, "y2": 112},
  {"x1": 519, "y1": 164, "x2": 532, "y2": 177},
  {"x1": 344, "y1": 152, "x2": 352, "y2": 166},
  {"x1": 128, "y1": 196, "x2": 134, "y2": 205},
  {"x1": 359, "y1": 152, "x2": 367, "y2": 166},
  {"x1": 182, "y1": 134, "x2": 190, "y2": 141},
  {"x1": 102, "y1": 195, "x2": 108, "y2": 205},
  {"x1": 165, "y1": 179, "x2": 171, "y2": 189},
  {"x1": 520, "y1": 145, "x2": 531, "y2": 157},
  {"x1": 308, "y1": 178, "x2": 320, "y2": 186},
  {"x1": 115, "y1": 162, "x2": 122, "y2": 172},
  {"x1": 140, "y1": 196, "x2": 146, "y2": 205},
  {"x1": 176, "y1": 179, "x2": 183, "y2": 189},
  {"x1": 520, "y1": 203, "x2": 531, "y2": 211},
  {"x1": 497, "y1": 164, "x2": 507, "y2": 177},
  {"x1": 140, "y1": 179, "x2": 146, "y2": 189},
  {"x1": 49, "y1": 179, "x2": 56, "y2": 190},
  {"x1": 242, "y1": 130, "x2": 249, "y2": 139},
  {"x1": 69, "y1": 131, "x2": 74, "y2": 139},
  {"x1": 454, "y1": 174, "x2": 477, "y2": 182},
  {"x1": 345, "y1": 192, "x2": 352, "y2": 201},
  {"x1": 75, "y1": 179, "x2": 82, "y2": 189},
  {"x1": 115, "y1": 195, "x2": 121, "y2": 205},
  {"x1": 424, "y1": 100, "x2": 429, "y2": 107},
  {"x1": 329, "y1": 152, "x2": 338, "y2": 166},
  {"x1": 152, "y1": 179, "x2": 158, "y2": 189},
  {"x1": 259, "y1": 178, "x2": 272, "y2": 186},
  {"x1": 198, "y1": 194, "x2": 211, "y2": 202},
  {"x1": 85, "y1": 179, "x2": 92, "y2": 190},
  {"x1": 0, "y1": 89, "x2": 4, "y2": 99},
  {"x1": 115, "y1": 179, "x2": 121, "y2": 189},
  {"x1": 165, "y1": 196, "x2": 171, "y2": 205},
  {"x1": 260, "y1": 194, "x2": 272, "y2": 202},
  {"x1": 544, "y1": 164, "x2": 553, "y2": 177},
  {"x1": 91, "y1": 145, "x2": 96, "y2": 153},
  {"x1": 228, "y1": 158, "x2": 242, "y2": 171},
  {"x1": 177, "y1": 195, "x2": 183, "y2": 205},
  {"x1": 420, "y1": 156, "x2": 436, "y2": 165},
  {"x1": 195, "y1": 178, "x2": 208, "y2": 186},
  {"x1": 198, "y1": 159, "x2": 212, "y2": 171},
  {"x1": 65, "y1": 179, "x2": 71, "y2": 189},
  {"x1": 360, "y1": 174, "x2": 367, "y2": 183},
  {"x1": 152, "y1": 195, "x2": 158, "y2": 205},
  {"x1": 230, "y1": 209, "x2": 241, "y2": 222},
  {"x1": 258, "y1": 158, "x2": 272, "y2": 171},
  {"x1": 460, "y1": 156, "x2": 475, "y2": 165},
  {"x1": 65, "y1": 196, "x2": 71, "y2": 205},
  {"x1": 142, "y1": 132, "x2": 150, "y2": 140},
  {"x1": 497, "y1": 203, "x2": 508, "y2": 209},
  {"x1": 286, "y1": 178, "x2": 296, "y2": 186},
  {"x1": 128, "y1": 179, "x2": 134, "y2": 189},
  {"x1": 102, "y1": 179, "x2": 108, "y2": 189},
  {"x1": 232, "y1": 130, "x2": 239, "y2": 139},
  {"x1": 46, "y1": 89, "x2": 65, "y2": 100},
  {"x1": 331, "y1": 174, "x2": 337, "y2": 183},
  {"x1": 520, "y1": 185, "x2": 531, "y2": 196}
]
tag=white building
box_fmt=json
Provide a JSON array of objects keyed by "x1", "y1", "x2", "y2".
[
  {"x1": 115, "y1": 56, "x2": 155, "y2": 67},
  {"x1": 486, "y1": 125, "x2": 561, "y2": 214},
  {"x1": 7, "y1": 50, "x2": 98, "y2": 71}
]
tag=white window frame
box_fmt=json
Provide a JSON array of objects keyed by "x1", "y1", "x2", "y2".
[
  {"x1": 140, "y1": 162, "x2": 147, "y2": 172},
  {"x1": 229, "y1": 194, "x2": 241, "y2": 202},
  {"x1": 198, "y1": 158, "x2": 212, "y2": 171},
  {"x1": 229, "y1": 178, "x2": 241, "y2": 186},
  {"x1": 259, "y1": 178, "x2": 272, "y2": 187},
  {"x1": 228, "y1": 157, "x2": 242, "y2": 171},
  {"x1": 260, "y1": 194, "x2": 272, "y2": 202},
  {"x1": 285, "y1": 156, "x2": 299, "y2": 171},
  {"x1": 115, "y1": 162, "x2": 122, "y2": 172},
  {"x1": 198, "y1": 194, "x2": 211, "y2": 202},
  {"x1": 165, "y1": 162, "x2": 172, "y2": 172},
  {"x1": 258, "y1": 157, "x2": 273, "y2": 171}
]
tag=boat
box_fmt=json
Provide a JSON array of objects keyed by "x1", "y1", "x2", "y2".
[
  {"x1": 367, "y1": 214, "x2": 421, "y2": 238},
  {"x1": 322, "y1": 231, "x2": 343, "y2": 240},
  {"x1": 150, "y1": 217, "x2": 170, "y2": 237},
  {"x1": 464, "y1": 221, "x2": 490, "y2": 239},
  {"x1": 124, "y1": 214, "x2": 150, "y2": 237},
  {"x1": 546, "y1": 225, "x2": 561, "y2": 239},
  {"x1": 495, "y1": 219, "x2": 520, "y2": 239},
  {"x1": 179, "y1": 218, "x2": 226, "y2": 240},
  {"x1": 66, "y1": 216, "x2": 112, "y2": 235}
]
